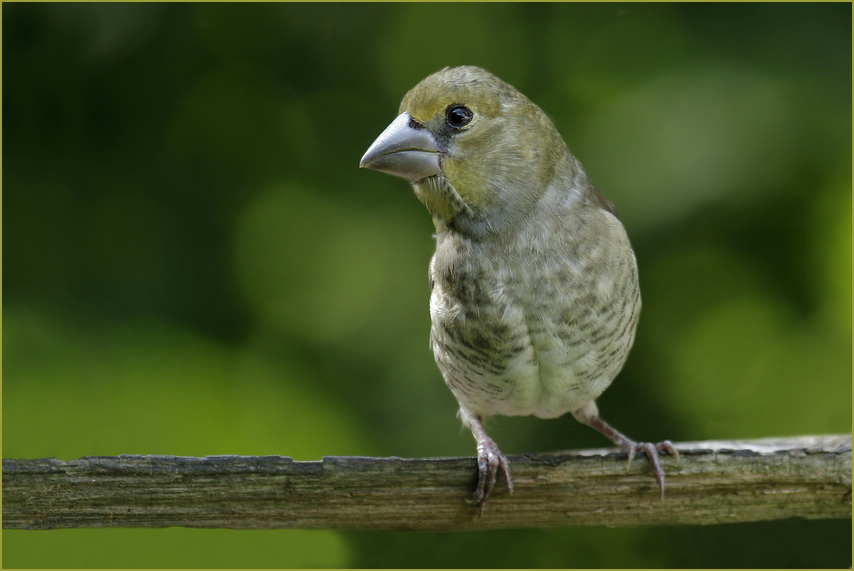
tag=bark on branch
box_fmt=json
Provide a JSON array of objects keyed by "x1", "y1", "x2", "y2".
[{"x1": 3, "y1": 435, "x2": 850, "y2": 531}]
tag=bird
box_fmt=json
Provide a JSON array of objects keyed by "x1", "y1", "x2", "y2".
[{"x1": 360, "y1": 66, "x2": 677, "y2": 511}]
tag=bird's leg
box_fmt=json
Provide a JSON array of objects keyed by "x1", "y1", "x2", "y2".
[
  {"x1": 572, "y1": 401, "x2": 678, "y2": 498},
  {"x1": 459, "y1": 406, "x2": 514, "y2": 512}
]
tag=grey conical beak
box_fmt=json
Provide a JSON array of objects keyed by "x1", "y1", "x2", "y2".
[{"x1": 360, "y1": 112, "x2": 442, "y2": 182}]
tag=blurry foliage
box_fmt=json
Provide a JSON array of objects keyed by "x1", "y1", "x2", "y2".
[{"x1": 3, "y1": 2, "x2": 851, "y2": 568}]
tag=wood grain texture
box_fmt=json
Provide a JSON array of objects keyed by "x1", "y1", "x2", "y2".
[{"x1": 3, "y1": 435, "x2": 850, "y2": 531}]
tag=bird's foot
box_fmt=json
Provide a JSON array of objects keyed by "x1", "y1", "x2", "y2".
[
  {"x1": 622, "y1": 439, "x2": 679, "y2": 498},
  {"x1": 467, "y1": 437, "x2": 514, "y2": 514},
  {"x1": 575, "y1": 409, "x2": 679, "y2": 499}
]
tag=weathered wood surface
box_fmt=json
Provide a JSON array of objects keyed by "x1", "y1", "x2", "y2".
[{"x1": 3, "y1": 435, "x2": 850, "y2": 531}]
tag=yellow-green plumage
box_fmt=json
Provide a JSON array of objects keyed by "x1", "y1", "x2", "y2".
[{"x1": 401, "y1": 67, "x2": 572, "y2": 232}]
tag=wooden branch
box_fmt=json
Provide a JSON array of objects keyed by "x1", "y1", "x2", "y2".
[{"x1": 3, "y1": 435, "x2": 850, "y2": 531}]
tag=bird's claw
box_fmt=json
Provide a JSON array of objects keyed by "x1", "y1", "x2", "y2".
[
  {"x1": 467, "y1": 439, "x2": 514, "y2": 514},
  {"x1": 623, "y1": 439, "x2": 678, "y2": 498}
]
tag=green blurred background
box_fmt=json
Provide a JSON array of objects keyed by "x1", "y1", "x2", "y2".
[{"x1": 3, "y1": 2, "x2": 851, "y2": 568}]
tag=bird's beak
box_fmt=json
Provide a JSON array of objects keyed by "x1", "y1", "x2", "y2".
[{"x1": 360, "y1": 112, "x2": 441, "y2": 182}]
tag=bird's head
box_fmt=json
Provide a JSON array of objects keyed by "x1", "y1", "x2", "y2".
[{"x1": 360, "y1": 66, "x2": 572, "y2": 237}]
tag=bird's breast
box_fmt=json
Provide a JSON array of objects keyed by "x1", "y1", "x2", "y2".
[{"x1": 428, "y1": 219, "x2": 640, "y2": 419}]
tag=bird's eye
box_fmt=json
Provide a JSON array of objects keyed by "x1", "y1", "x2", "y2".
[{"x1": 446, "y1": 105, "x2": 473, "y2": 129}]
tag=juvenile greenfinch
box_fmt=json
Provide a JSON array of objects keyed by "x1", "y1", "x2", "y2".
[{"x1": 361, "y1": 66, "x2": 676, "y2": 510}]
